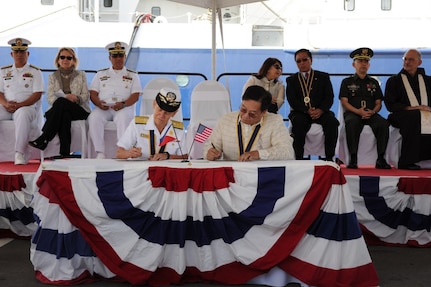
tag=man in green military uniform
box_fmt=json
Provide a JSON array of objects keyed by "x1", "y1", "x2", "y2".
[{"x1": 339, "y1": 47, "x2": 391, "y2": 169}]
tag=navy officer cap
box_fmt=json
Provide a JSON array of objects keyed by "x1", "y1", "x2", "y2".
[
  {"x1": 105, "y1": 41, "x2": 128, "y2": 55},
  {"x1": 8, "y1": 37, "x2": 31, "y2": 51},
  {"x1": 156, "y1": 88, "x2": 181, "y2": 112}
]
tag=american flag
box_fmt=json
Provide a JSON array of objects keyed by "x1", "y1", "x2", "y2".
[{"x1": 193, "y1": 123, "x2": 212, "y2": 143}]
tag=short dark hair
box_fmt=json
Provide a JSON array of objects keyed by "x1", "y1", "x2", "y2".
[
  {"x1": 294, "y1": 48, "x2": 312, "y2": 60},
  {"x1": 242, "y1": 85, "x2": 272, "y2": 112}
]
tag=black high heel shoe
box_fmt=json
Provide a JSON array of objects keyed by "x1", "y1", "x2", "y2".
[{"x1": 29, "y1": 136, "x2": 48, "y2": 150}]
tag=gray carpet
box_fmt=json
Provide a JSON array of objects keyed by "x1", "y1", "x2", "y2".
[{"x1": 1, "y1": 239, "x2": 430, "y2": 286}]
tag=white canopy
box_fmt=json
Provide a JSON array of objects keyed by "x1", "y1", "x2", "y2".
[{"x1": 168, "y1": 0, "x2": 265, "y2": 80}]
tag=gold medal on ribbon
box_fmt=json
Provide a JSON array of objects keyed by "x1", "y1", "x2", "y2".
[
  {"x1": 361, "y1": 100, "x2": 366, "y2": 109},
  {"x1": 299, "y1": 70, "x2": 314, "y2": 108}
]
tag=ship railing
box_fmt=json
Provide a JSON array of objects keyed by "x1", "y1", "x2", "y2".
[{"x1": 39, "y1": 69, "x2": 394, "y2": 125}]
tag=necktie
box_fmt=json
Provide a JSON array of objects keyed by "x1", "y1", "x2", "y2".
[{"x1": 304, "y1": 72, "x2": 308, "y2": 80}]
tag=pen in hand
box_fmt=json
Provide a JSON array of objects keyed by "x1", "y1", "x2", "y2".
[{"x1": 209, "y1": 142, "x2": 222, "y2": 161}]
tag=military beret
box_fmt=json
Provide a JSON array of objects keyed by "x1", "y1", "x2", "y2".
[{"x1": 350, "y1": 47, "x2": 373, "y2": 60}]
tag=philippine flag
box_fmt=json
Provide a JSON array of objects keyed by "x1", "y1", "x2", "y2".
[{"x1": 159, "y1": 134, "x2": 176, "y2": 147}]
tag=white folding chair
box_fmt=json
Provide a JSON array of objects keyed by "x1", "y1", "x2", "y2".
[
  {"x1": 87, "y1": 118, "x2": 134, "y2": 159},
  {"x1": 0, "y1": 120, "x2": 42, "y2": 162},
  {"x1": 387, "y1": 126, "x2": 431, "y2": 168},
  {"x1": 0, "y1": 103, "x2": 46, "y2": 162},
  {"x1": 186, "y1": 80, "x2": 231, "y2": 159},
  {"x1": 288, "y1": 122, "x2": 326, "y2": 159},
  {"x1": 336, "y1": 103, "x2": 378, "y2": 165},
  {"x1": 43, "y1": 120, "x2": 89, "y2": 158}
]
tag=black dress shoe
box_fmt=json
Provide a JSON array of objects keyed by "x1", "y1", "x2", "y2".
[
  {"x1": 375, "y1": 158, "x2": 391, "y2": 169},
  {"x1": 28, "y1": 137, "x2": 48, "y2": 150},
  {"x1": 347, "y1": 162, "x2": 358, "y2": 169},
  {"x1": 398, "y1": 163, "x2": 421, "y2": 170}
]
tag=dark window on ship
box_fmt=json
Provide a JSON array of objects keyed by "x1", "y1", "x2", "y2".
[
  {"x1": 41, "y1": 0, "x2": 54, "y2": 5},
  {"x1": 152, "y1": 7, "x2": 161, "y2": 16},
  {"x1": 381, "y1": 0, "x2": 392, "y2": 10},
  {"x1": 104, "y1": 0, "x2": 113, "y2": 8},
  {"x1": 344, "y1": 0, "x2": 355, "y2": 11}
]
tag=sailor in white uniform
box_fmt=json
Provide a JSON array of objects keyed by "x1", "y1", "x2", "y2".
[
  {"x1": 0, "y1": 37, "x2": 44, "y2": 164},
  {"x1": 88, "y1": 41, "x2": 142, "y2": 159},
  {"x1": 117, "y1": 88, "x2": 187, "y2": 160}
]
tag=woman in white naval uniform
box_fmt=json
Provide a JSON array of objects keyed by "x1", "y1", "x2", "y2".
[
  {"x1": 88, "y1": 41, "x2": 142, "y2": 159},
  {"x1": 116, "y1": 88, "x2": 187, "y2": 160}
]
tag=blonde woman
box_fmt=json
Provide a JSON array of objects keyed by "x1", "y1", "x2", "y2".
[{"x1": 29, "y1": 47, "x2": 90, "y2": 157}]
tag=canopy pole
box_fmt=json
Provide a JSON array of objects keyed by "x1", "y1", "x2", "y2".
[{"x1": 211, "y1": 1, "x2": 216, "y2": 80}]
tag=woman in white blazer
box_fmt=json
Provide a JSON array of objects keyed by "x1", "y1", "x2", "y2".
[
  {"x1": 29, "y1": 47, "x2": 90, "y2": 157},
  {"x1": 243, "y1": 57, "x2": 285, "y2": 114}
]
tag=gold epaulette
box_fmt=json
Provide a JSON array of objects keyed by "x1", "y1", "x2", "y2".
[
  {"x1": 126, "y1": 68, "x2": 137, "y2": 74},
  {"x1": 135, "y1": 115, "x2": 149, "y2": 124},
  {"x1": 1, "y1": 65, "x2": 12, "y2": 70},
  {"x1": 29, "y1": 64, "x2": 40, "y2": 70},
  {"x1": 171, "y1": 120, "x2": 184, "y2": 130}
]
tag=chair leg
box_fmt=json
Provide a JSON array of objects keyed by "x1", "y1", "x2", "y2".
[{"x1": 80, "y1": 126, "x2": 86, "y2": 159}]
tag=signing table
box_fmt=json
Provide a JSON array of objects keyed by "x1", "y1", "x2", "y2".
[{"x1": 30, "y1": 159, "x2": 378, "y2": 287}]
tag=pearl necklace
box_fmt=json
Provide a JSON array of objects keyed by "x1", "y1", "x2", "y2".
[{"x1": 60, "y1": 73, "x2": 70, "y2": 79}]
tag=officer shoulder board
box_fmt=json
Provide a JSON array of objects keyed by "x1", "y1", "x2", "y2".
[
  {"x1": 1, "y1": 64, "x2": 12, "y2": 70},
  {"x1": 135, "y1": 116, "x2": 149, "y2": 124},
  {"x1": 171, "y1": 120, "x2": 184, "y2": 130},
  {"x1": 126, "y1": 68, "x2": 137, "y2": 74},
  {"x1": 29, "y1": 64, "x2": 40, "y2": 70},
  {"x1": 98, "y1": 67, "x2": 109, "y2": 72}
]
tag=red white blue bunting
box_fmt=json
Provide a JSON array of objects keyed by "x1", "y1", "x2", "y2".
[{"x1": 31, "y1": 161, "x2": 378, "y2": 286}]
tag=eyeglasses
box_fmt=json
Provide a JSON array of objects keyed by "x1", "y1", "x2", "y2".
[
  {"x1": 111, "y1": 54, "x2": 125, "y2": 58},
  {"x1": 296, "y1": 57, "x2": 310, "y2": 64},
  {"x1": 239, "y1": 107, "x2": 261, "y2": 119},
  {"x1": 273, "y1": 64, "x2": 283, "y2": 70},
  {"x1": 59, "y1": 55, "x2": 73, "y2": 60},
  {"x1": 402, "y1": 57, "x2": 419, "y2": 62}
]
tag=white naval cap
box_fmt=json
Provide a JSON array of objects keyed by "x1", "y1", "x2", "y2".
[
  {"x1": 8, "y1": 37, "x2": 31, "y2": 51},
  {"x1": 105, "y1": 41, "x2": 128, "y2": 54}
]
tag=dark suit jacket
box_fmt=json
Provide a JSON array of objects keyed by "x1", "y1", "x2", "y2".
[
  {"x1": 384, "y1": 68, "x2": 431, "y2": 113},
  {"x1": 286, "y1": 69, "x2": 335, "y2": 113}
]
